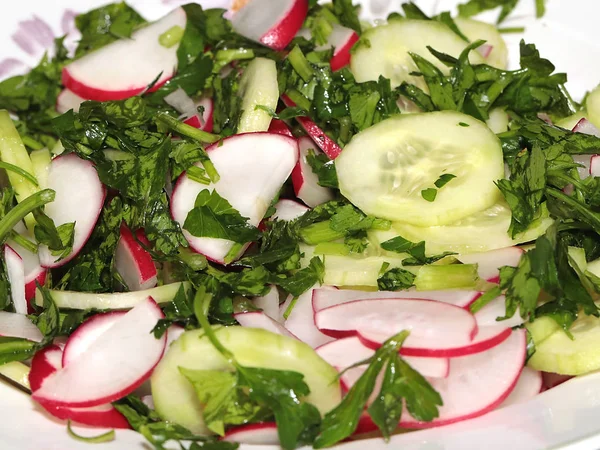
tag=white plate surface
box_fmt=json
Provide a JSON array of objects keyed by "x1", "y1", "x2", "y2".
[{"x1": 1, "y1": 0, "x2": 600, "y2": 449}]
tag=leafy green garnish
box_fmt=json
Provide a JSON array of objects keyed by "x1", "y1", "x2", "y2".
[{"x1": 381, "y1": 235, "x2": 456, "y2": 266}]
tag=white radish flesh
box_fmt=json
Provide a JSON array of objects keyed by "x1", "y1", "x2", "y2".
[
  {"x1": 0, "y1": 311, "x2": 43, "y2": 342},
  {"x1": 56, "y1": 89, "x2": 85, "y2": 114},
  {"x1": 474, "y1": 295, "x2": 524, "y2": 328},
  {"x1": 280, "y1": 287, "x2": 334, "y2": 348},
  {"x1": 4, "y1": 245, "x2": 27, "y2": 314},
  {"x1": 500, "y1": 367, "x2": 542, "y2": 407},
  {"x1": 32, "y1": 297, "x2": 166, "y2": 408},
  {"x1": 272, "y1": 199, "x2": 308, "y2": 222},
  {"x1": 223, "y1": 423, "x2": 280, "y2": 445},
  {"x1": 9, "y1": 223, "x2": 47, "y2": 303},
  {"x1": 591, "y1": 155, "x2": 600, "y2": 178},
  {"x1": 458, "y1": 247, "x2": 524, "y2": 282},
  {"x1": 62, "y1": 8, "x2": 187, "y2": 101},
  {"x1": 572, "y1": 118, "x2": 600, "y2": 137},
  {"x1": 292, "y1": 136, "x2": 335, "y2": 207},
  {"x1": 235, "y1": 311, "x2": 298, "y2": 339},
  {"x1": 115, "y1": 224, "x2": 157, "y2": 291},
  {"x1": 38, "y1": 153, "x2": 106, "y2": 268},
  {"x1": 326, "y1": 25, "x2": 360, "y2": 72},
  {"x1": 171, "y1": 133, "x2": 298, "y2": 264},
  {"x1": 253, "y1": 285, "x2": 281, "y2": 321}
]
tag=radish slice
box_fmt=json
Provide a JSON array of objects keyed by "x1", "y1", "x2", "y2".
[
  {"x1": 572, "y1": 118, "x2": 600, "y2": 137},
  {"x1": 29, "y1": 345, "x2": 130, "y2": 429},
  {"x1": 458, "y1": 247, "x2": 524, "y2": 283},
  {"x1": 38, "y1": 154, "x2": 106, "y2": 269},
  {"x1": 399, "y1": 330, "x2": 526, "y2": 428},
  {"x1": 292, "y1": 136, "x2": 335, "y2": 207},
  {"x1": 272, "y1": 199, "x2": 308, "y2": 222},
  {"x1": 166, "y1": 325, "x2": 185, "y2": 348},
  {"x1": 235, "y1": 311, "x2": 298, "y2": 339},
  {"x1": 280, "y1": 287, "x2": 334, "y2": 348},
  {"x1": 500, "y1": 367, "x2": 542, "y2": 407},
  {"x1": 571, "y1": 154, "x2": 593, "y2": 180},
  {"x1": 62, "y1": 312, "x2": 127, "y2": 367},
  {"x1": 281, "y1": 95, "x2": 343, "y2": 159},
  {"x1": 223, "y1": 423, "x2": 280, "y2": 445},
  {"x1": 0, "y1": 311, "x2": 43, "y2": 342},
  {"x1": 231, "y1": 0, "x2": 308, "y2": 51},
  {"x1": 115, "y1": 224, "x2": 157, "y2": 291},
  {"x1": 253, "y1": 285, "x2": 281, "y2": 321},
  {"x1": 477, "y1": 44, "x2": 494, "y2": 59},
  {"x1": 315, "y1": 299, "x2": 478, "y2": 349},
  {"x1": 171, "y1": 133, "x2": 298, "y2": 264},
  {"x1": 315, "y1": 337, "x2": 450, "y2": 379},
  {"x1": 591, "y1": 155, "x2": 600, "y2": 178},
  {"x1": 474, "y1": 295, "x2": 524, "y2": 328},
  {"x1": 4, "y1": 245, "x2": 27, "y2": 314},
  {"x1": 268, "y1": 119, "x2": 293, "y2": 137},
  {"x1": 56, "y1": 89, "x2": 85, "y2": 114},
  {"x1": 32, "y1": 297, "x2": 166, "y2": 408},
  {"x1": 324, "y1": 25, "x2": 360, "y2": 72},
  {"x1": 312, "y1": 288, "x2": 480, "y2": 313},
  {"x1": 62, "y1": 8, "x2": 187, "y2": 101},
  {"x1": 183, "y1": 97, "x2": 214, "y2": 132}
]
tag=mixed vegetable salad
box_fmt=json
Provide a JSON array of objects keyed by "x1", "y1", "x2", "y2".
[{"x1": 1, "y1": 0, "x2": 600, "y2": 448}]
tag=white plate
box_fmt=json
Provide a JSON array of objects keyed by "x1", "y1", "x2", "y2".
[{"x1": 2, "y1": 1, "x2": 600, "y2": 449}]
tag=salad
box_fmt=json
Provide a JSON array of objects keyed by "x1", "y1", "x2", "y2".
[{"x1": 0, "y1": 0, "x2": 599, "y2": 448}]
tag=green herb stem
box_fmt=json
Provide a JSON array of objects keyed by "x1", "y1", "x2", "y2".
[
  {"x1": 285, "y1": 90, "x2": 312, "y2": 113},
  {"x1": 414, "y1": 264, "x2": 479, "y2": 290},
  {"x1": 20, "y1": 136, "x2": 44, "y2": 151},
  {"x1": 314, "y1": 242, "x2": 350, "y2": 256},
  {"x1": 193, "y1": 286, "x2": 236, "y2": 363},
  {"x1": 157, "y1": 112, "x2": 221, "y2": 144},
  {"x1": 214, "y1": 48, "x2": 255, "y2": 72},
  {"x1": 0, "y1": 161, "x2": 38, "y2": 186},
  {"x1": 66, "y1": 421, "x2": 116, "y2": 444},
  {"x1": 0, "y1": 189, "x2": 54, "y2": 244},
  {"x1": 159, "y1": 25, "x2": 184, "y2": 48},
  {"x1": 8, "y1": 230, "x2": 37, "y2": 253},
  {"x1": 288, "y1": 46, "x2": 315, "y2": 83},
  {"x1": 299, "y1": 221, "x2": 345, "y2": 245},
  {"x1": 498, "y1": 26, "x2": 525, "y2": 33}
]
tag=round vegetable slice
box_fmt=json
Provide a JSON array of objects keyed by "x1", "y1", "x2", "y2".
[
  {"x1": 350, "y1": 20, "x2": 484, "y2": 89},
  {"x1": 151, "y1": 326, "x2": 341, "y2": 434},
  {"x1": 586, "y1": 85, "x2": 600, "y2": 129},
  {"x1": 453, "y1": 17, "x2": 508, "y2": 69},
  {"x1": 335, "y1": 111, "x2": 504, "y2": 226},
  {"x1": 386, "y1": 202, "x2": 553, "y2": 254},
  {"x1": 237, "y1": 57, "x2": 279, "y2": 133}
]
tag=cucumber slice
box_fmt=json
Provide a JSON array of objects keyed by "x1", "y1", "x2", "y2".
[
  {"x1": 151, "y1": 326, "x2": 341, "y2": 434},
  {"x1": 453, "y1": 17, "x2": 508, "y2": 69},
  {"x1": 527, "y1": 315, "x2": 600, "y2": 375},
  {"x1": 323, "y1": 255, "x2": 413, "y2": 287},
  {"x1": 525, "y1": 316, "x2": 560, "y2": 347},
  {"x1": 237, "y1": 57, "x2": 278, "y2": 133},
  {"x1": 555, "y1": 111, "x2": 587, "y2": 130},
  {"x1": 0, "y1": 111, "x2": 39, "y2": 229},
  {"x1": 350, "y1": 20, "x2": 484, "y2": 89},
  {"x1": 30, "y1": 148, "x2": 51, "y2": 190},
  {"x1": 0, "y1": 361, "x2": 30, "y2": 392},
  {"x1": 486, "y1": 108, "x2": 509, "y2": 134},
  {"x1": 384, "y1": 202, "x2": 553, "y2": 255},
  {"x1": 587, "y1": 85, "x2": 600, "y2": 129},
  {"x1": 336, "y1": 111, "x2": 504, "y2": 226}
]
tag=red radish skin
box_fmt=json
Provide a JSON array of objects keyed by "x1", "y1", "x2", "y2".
[
  {"x1": 315, "y1": 298, "x2": 478, "y2": 348},
  {"x1": 29, "y1": 345, "x2": 64, "y2": 392},
  {"x1": 62, "y1": 9, "x2": 186, "y2": 101},
  {"x1": 458, "y1": 247, "x2": 524, "y2": 283},
  {"x1": 25, "y1": 271, "x2": 46, "y2": 307},
  {"x1": 501, "y1": 367, "x2": 542, "y2": 407},
  {"x1": 232, "y1": 0, "x2": 308, "y2": 51},
  {"x1": 223, "y1": 422, "x2": 280, "y2": 445},
  {"x1": 171, "y1": 133, "x2": 298, "y2": 264},
  {"x1": 0, "y1": 311, "x2": 43, "y2": 342},
  {"x1": 56, "y1": 88, "x2": 85, "y2": 114},
  {"x1": 32, "y1": 297, "x2": 166, "y2": 409},
  {"x1": 292, "y1": 136, "x2": 335, "y2": 207},
  {"x1": 62, "y1": 312, "x2": 127, "y2": 367},
  {"x1": 268, "y1": 119, "x2": 294, "y2": 137},
  {"x1": 235, "y1": 311, "x2": 298, "y2": 339},
  {"x1": 281, "y1": 95, "x2": 343, "y2": 159},
  {"x1": 115, "y1": 224, "x2": 157, "y2": 291},
  {"x1": 38, "y1": 153, "x2": 106, "y2": 269},
  {"x1": 311, "y1": 288, "x2": 480, "y2": 313},
  {"x1": 4, "y1": 245, "x2": 27, "y2": 314},
  {"x1": 183, "y1": 97, "x2": 214, "y2": 132},
  {"x1": 328, "y1": 26, "x2": 360, "y2": 71}
]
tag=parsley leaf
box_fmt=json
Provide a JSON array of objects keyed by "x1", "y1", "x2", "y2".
[
  {"x1": 381, "y1": 235, "x2": 456, "y2": 266},
  {"x1": 377, "y1": 267, "x2": 416, "y2": 291}
]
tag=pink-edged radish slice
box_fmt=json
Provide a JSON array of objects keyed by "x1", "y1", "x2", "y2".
[
  {"x1": 166, "y1": 324, "x2": 185, "y2": 348},
  {"x1": 474, "y1": 295, "x2": 524, "y2": 328},
  {"x1": 458, "y1": 247, "x2": 524, "y2": 283},
  {"x1": 4, "y1": 245, "x2": 27, "y2": 314},
  {"x1": 542, "y1": 371, "x2": 573, "y2": 390},
  {"x1": 62, "y1": 8, "x2": 187, "y2": 101},
  {"x1": 359, "y1": 323, "x2": 511, "y2": 358},
  {"x1": 591, "y1": 155, "x2": 600, "y2": 178},
  {"x1": 572, "y1": 118, "x2": 600, "y2": 137},
  {"x1": 324, "y1": 25, "x2": 359, "y2": 72},
  {"x1": 315, "y1": 337, "x2": 450, "y2": 379},
  {"x1": 231, "y1": 0, "x2": 308, "y2": 51},
  {"x1": 56, "y1": 88, "x2": 85, "y2": 114},
  {"x1": 399, "y1": 330, "x2": 526, "y2": 428},
  {"x1": 315, "y1": 299, "x2": 478, "y2": 349},
  {"x1": 0, "y1": 311, "x2": 43, "y2": 342},
  {"x1": 280, "y1": 287, "x2": 334, "y2": 348},
  {"x1": 38, "y1": 153, "x2": 106, "y2": 269},
  {"x1": 234, "y1": 311, "x2": 298, "y2": 339},
  {"x1": 10, "y1": 222, "x2": 47, "y2": 309},
  {"x1": 272, "y1": 199, "x2": 308, "y2": 222},
  {"x1": 141, "y1": 394, "x2": 155, "y2": 409},
  {"x1": 312, "y1": 288, "x2": 480, "y2": 313},
  {"x1": 500, "y1": 367, "x2": 542, "y2": 407},
  {"x1": 62, "y1": 311, "x2": 127, "y2": 367},
  {"x1": 572, "y1": 154, "x2": 593, "y2": 180},
  {"x1": 253, "y1": 285, "x2": 282, "y2": 321},
  {"x1": 477, "y1": 44, "x2": 494, "y2": 59},
  {"x1": 29, "y1": 345, "x2": 130, "y2": 429},
  {"x1": 183, "y1": 97, "x2": 214, "y2": 132},
  {"x1": 223, "y1": 422, "x2": 280, "y2": 445},
  {"x1": 32, "y1": 297, "x2": 166, "y2": 408},
  {"x1": 282, "y1": 95, "x2": 342, "y2": 159},
  {"x1": 115, "y1": 224, "x2": 157, "y2": 291},
  {"x1": 171, "y1": 133, "x2": 298, "y2": 264},
  {"x1": 268, "y1": 119, "x2": 293, "y2": 137},
  {"x1": 292, "y1": 136, "x2": 335, "y2": 207}
]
